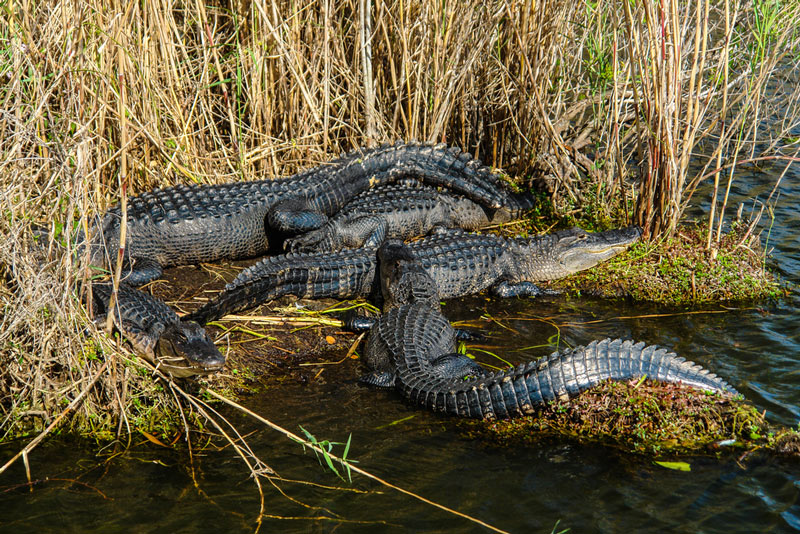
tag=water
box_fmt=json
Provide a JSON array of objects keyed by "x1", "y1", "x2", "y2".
[{"x1": 2, "y1": 167, "x2": 799, "y2": 533}]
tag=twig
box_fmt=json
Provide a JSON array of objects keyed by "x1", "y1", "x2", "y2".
[
  {"x1": 203, "y1": 388, "x2": 510, "y2": 534},
  {"x1": 211, "y1": 314, "x2": 343, "y2": 327}
]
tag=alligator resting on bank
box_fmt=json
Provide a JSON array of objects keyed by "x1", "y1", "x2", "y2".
[
  {"x1": 284, "y1": 180, "x2": 533, "y2": 253},
  {"x1": 187, "y1": 225, "x2": 642, "y2": 325},
  {"x1": 355, "y1": 241, "x2": 737, "y2": 420},
  {"x1": 92, "y1": 283, "x2": 225, "y2": 378},
  {"x1": 81, "y1": 142, "x2": 519, "y2": 286}
]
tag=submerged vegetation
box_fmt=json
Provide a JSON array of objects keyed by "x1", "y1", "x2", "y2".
[{"x1": 1, "y1": 0, "x2": 799, "y2": 478}]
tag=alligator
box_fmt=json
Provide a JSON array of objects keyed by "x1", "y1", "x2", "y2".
[
  {"x1": 284, "y1": 180, "x2": 533, "y2": 253},
  {"x1": 92, "y1": 282, "x2": 225, "y2": 378},
  {"x1": 355, "y1": 240, "x2": 737, "y2": 420},
  {"x1": 83, "y1": 142, "x2": 517, "y2": 286},
  {"x1": 186, "y1": 225, "x2": 642, "y2": 325}
]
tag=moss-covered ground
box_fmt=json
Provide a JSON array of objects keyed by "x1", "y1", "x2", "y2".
[
  {"x1": 551, "y1": 222, "x2": 787, "y2": 305},
  {"x1": 462, "y1": 379, "x2": 800, "y2": 458}
]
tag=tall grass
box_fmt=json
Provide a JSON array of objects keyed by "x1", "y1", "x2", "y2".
[{"x1": 1, "y1": 0, "x2": 798, "y2": 439}]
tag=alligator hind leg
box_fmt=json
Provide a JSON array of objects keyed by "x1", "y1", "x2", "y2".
[
  {"x1": 358, "y1": 371, "x2": 396, "y2": 388},
  {"x1": 430, "y1": 353, "x2": 486, "y2": 380},
  {"x1": 453, "y1": 328, "x2": 485, "y2": 341}
]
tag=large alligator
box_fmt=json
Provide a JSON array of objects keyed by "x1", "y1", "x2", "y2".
[
  {"x1": 356, "y1": 241, "x2": 737, "y2": 420},
  {"x1": 83, "y1": 142, "x2": 516, "y2": 285},
  {"x1": 92, "y1": 283, "x2": 225, "y2": 378},
  {"x1": 187, "y1": 225, "x2": 642, "y2": 325},
  {"x1": 284, "y1": 180, "x2": 533, "y2": 253}
]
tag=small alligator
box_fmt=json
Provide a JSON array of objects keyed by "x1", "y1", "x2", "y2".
[
  {"x1": 356, "y1": 241, "x2": 737, "y2": 420},
  {"x1": 284, "y1": 180, "x2": 533, "y2": 252},
  {"x1": 92, "y1": 283, "x2": 225, "y2": 378},
  {"x1": 187, "y1": 225, "x2": 642, "y2": 325},
  {"x1": 83, "y1": 142, "x2": 516, "y2": 285}
]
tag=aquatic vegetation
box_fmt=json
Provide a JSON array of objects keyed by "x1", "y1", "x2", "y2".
[{"x1": 466, "y1": 379, "x2": 800, "y2": 458}]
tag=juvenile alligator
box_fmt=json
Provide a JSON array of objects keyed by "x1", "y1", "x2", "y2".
[
  {"x1": 357, "y1": 241, "x2": 737, "y2": 420},
  {"x1": 92, "y1": 283, "x2": 225, "y2": 378},
  {"x1": 187, "y1": 225, "x2": 642, "y2": 325},
  {"x1": 83, "y1": 142, "x2": 516, "y2": 285},
  {"x1": 284, "y1": 180, "x2": 533, "y2": 253}
]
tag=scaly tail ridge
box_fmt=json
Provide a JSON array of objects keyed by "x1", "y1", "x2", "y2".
[{"x1": 396, "y1": 338, "x2": 737, "y2": 420}]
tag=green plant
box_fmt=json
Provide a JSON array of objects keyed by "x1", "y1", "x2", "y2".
[{"x1": 295, "y1": 426, "x2": 356, "y2": 483}]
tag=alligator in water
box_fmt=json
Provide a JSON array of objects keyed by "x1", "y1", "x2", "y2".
[
  {"x1": 284, "y1": 180, "x2": 533, "y2": 252},
  {"x1": 355, "y1": 240, "x2": 737, "y2": 420},
  {"x1": 187, "y1": 225, "x2": 642, "y2": 325},
  {"x1": 83, "y1": 142, "x2": 517, "y2": 285},
  {"x1": 92, "y1": 283, "x2": 225, "y2": 378}
]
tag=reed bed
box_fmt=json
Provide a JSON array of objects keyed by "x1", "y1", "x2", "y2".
[{"x1": 1, "y1": 0, "x2": 799, "y2": 444}]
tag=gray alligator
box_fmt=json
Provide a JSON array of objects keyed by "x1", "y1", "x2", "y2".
[
  {"x1": 284, "y1": 180, "x2": 533, "y2": 253},
  {"x1": 84, "y1": 142, "x2": 516, "y2": 285},
  {"x1": 92, "y1": 283, "x2": 225, "y2": 378},
  {"x1": 356, "y1": 241, "x2": 737, "y2": 420},
  {"x1": 187, "y1": 225, "x2": 642, "y2": 325}
]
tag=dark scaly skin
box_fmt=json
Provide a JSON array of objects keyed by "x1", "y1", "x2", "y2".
[
  {"x1": 186, "y1": 226, "x2": 642, "y2": 325},
  {"x1": 361, "y1": 241, "x2": 737, "y2": 420},
  {"x1": 85, "y1": 142, "x2": 514, "y2": 285},
  {"x1": 92, "y1": 283, "x2": 225, "y2": 378},
  {"x1": 285, "y1": 181, "x2": 534, "y2": 252},
  {"x1": 187, "y1": 247, "x2": 381, "y2": 325}
]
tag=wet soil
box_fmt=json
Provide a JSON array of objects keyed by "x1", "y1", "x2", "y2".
[{"x1": 146, "y1": 260, "x2": 365, "y2": 392}]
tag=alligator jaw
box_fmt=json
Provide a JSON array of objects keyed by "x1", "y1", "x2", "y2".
[
  {"x1": 557, "y1": 226, "x2": 642, "y2": 274},
  {"x1": 154, "y1": 321, "x2": 226, "y2": 378}
]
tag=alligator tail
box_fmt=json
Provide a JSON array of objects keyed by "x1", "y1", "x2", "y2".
[
  {"x1": 349, "y1": 142, "x2": 513, "y2": 209},
  {"x1": 187, "y1": 249, "x2": 378, "y2": 325},
  {"x1": 397, "y1": 338, "x2": 737, "y2": 420}
]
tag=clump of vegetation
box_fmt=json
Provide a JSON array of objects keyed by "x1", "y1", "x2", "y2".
[
  {"x1": 554, "y1": 223, "x2": 787, "y2": 305},
  {"x1": 465, "y1": 379, "x2": 800, "y2": 458}
]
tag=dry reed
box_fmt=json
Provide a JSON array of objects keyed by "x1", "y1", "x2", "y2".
[{"x1": 1, "y1": 0, "x2": 798, "y2": 449}]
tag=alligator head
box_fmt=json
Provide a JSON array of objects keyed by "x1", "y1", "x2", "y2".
[
  {"x1": 152, "y1": 320, "x2": 226, "y2": 378},
  {"x1": 378, "y1": 240, "x2": 441, "y2": 310},
  {"x1": 514, "y1": 225, "x2": 643, "y2": 281}
]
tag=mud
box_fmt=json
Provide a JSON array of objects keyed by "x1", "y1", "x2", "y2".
[{"x1": 145, "y1": 260, "x2": 364, "y2": 392}]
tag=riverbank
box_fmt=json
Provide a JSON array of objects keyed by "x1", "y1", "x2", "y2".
[{"x1": 552, "y1": 222, "x2": 788, "y2": 305}]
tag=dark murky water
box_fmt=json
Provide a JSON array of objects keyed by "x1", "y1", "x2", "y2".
[{"x1": 2, "y1": 164, "x2": 799, "y2": 533}]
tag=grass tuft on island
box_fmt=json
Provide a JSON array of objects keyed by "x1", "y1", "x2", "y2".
[
  {"x1": 551, "y1": 222, "x2": 787, "y2": 305},
  {"x1": 462, "y1": 379, "x2": 800, "y2": 458}
]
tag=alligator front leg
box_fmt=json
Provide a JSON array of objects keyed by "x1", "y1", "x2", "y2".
[
  {"x1": 490, "y1": 281, "x2": 562, "y2": 298},
  {"x1": 285, "y1": 215, "x2": 389, "y2": 252},
  {"x1": 267, "y1": 197, "x2": 331, "y2": 234},
  {"x1": 122, "y1": 256, "x2": 164, "y2": 286},
  {"x1": 344, "y1": 314, "x2": 378, "y2": 333}
]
